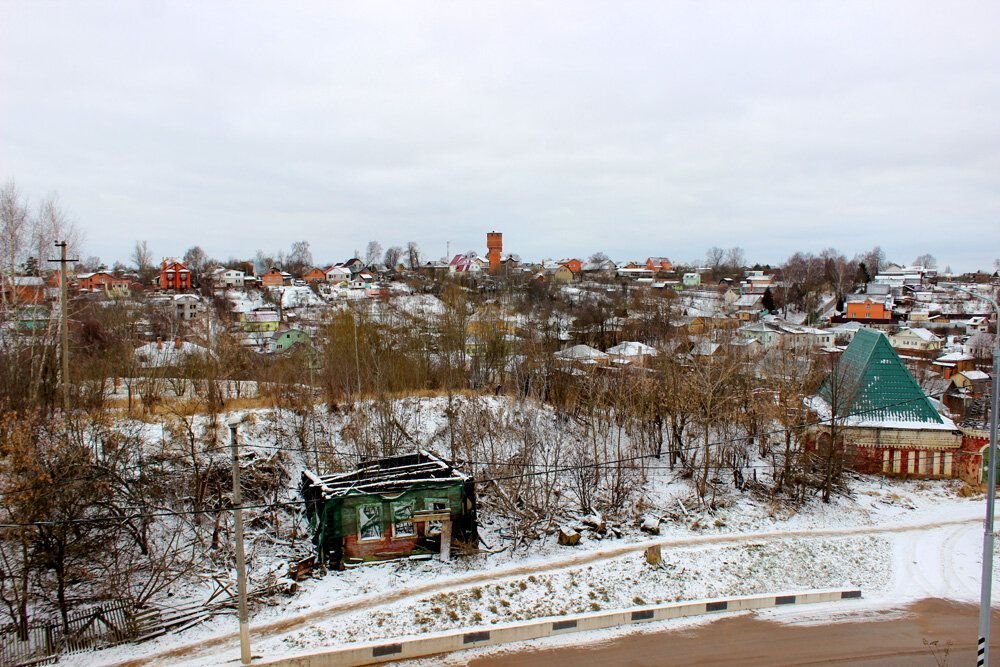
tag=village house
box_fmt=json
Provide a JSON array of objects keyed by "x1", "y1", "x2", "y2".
[
  {"x1": 806, "y1": 328, "x2": 977, "y2": 483},
  {"x1": 241, "y1": 308, "x2": 280, "y2": 333},
  {"x1": 740, "y1": 270, "x2": 775, "y2": 294},
  {"x1": 550, "y1": 264, "x2": 574, "y2": 284},
  {"x1": 645, "y1": 257, "x2": 672, "y2": 273},
  {"x1": 260, "y1": 267, "x2": 292, "y2": 287},
  {"x1": 558, "y1": 258, "x2": 582, "y2": 274},
  {"x1": 301, "y1": 267, "x2": 327, "y2": 284},
  {"x1": 171, "y1": 294, "x2": 205, "y2": 321},
  {"x1": 1, "y1": 276, "x2": 47, "y2": 304},
  {"x1": 448, "y1": 253, "x2": 480, "y2": 273},
  {"x1": 889, "y1": 327, "x2": 943, "y2": 353},
  {"x1": 325, "y1": 265, "x2": 352, "y2": 284},
  {"x1": 77, "y1": 271, "x2": 131, "y2": 295},
  {"x1": 730, "y1": 293, "x2": 763, "y2": 322},
  {"x1": 606, "y1": 341, "x2": 658, "y2": 366},
  {"x1": 157, "y1": 259, "x2": 192, "y2": 290},
  {"x1": 934, "y1": 351, "x2": 976, "y2": 380},
  {"x1": 301, "y1": 451, "x2": 478, "y2": 569},
  {"x1": 210, "y1": 267, "x2": 246, "y2": 289},
  {"x1": 581, "y1": 259, "x2": 617, "y2": 275},
  {"x1": 682, "y1": 272, "x2": 701, "y2": 287},
  {"x1": 273, "y1": 328, "x2": 310, "y2": 353}
]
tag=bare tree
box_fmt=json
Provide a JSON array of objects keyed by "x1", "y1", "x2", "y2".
[
  {"x1": 913, "y1": 253, "x2": 937, "y2": 269},
  {"x1": 0, "y1": 180, "x2": 29, "y2": 306},
  {"x1": 31, "y1": 194, "x2": 82, "y2": 277},
  {"x1": 860, "y1": 246, "x2": 887, "y2": 277},
  {"x1": 183, "y1": 245, "x2": 208, "y2": 274},
  {"x1": 131, "y1": 240, "x2": 154, "y2": 282},
  {"x1": 407, "y1": 241, "x2": 421, "y2": 270},
  {"x1": 383, "y1": 245, "x2": 403, "y2": 270},
  {"x1": 724, "y1": 246, "x2": 746, "y2": 273},
  {"x1": 286, "y1": 240, "x2": 313, "y2": 275},
  {"x1": 705, "y1": 246, "x2": 724, "y2": 275},
  {"x1": 365, "y1": 240, "x2": 383, "y2": 267}
]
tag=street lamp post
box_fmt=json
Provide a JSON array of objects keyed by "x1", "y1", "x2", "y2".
[{"x1": 943, "y1": 283, "x2": 1000, "y2": 666}]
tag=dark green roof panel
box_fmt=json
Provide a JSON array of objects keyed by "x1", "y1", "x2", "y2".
[{"x1": 819, "y1": 327, "x2": 943, "y2": 424}]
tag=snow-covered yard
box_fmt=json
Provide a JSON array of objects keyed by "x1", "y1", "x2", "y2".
[{"x1": 73, "y1": 472, "x2": 994, "y2": 666}]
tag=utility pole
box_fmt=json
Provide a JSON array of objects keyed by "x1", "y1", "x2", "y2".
[
  {"x1": 229, "y1": 422, "x2": 252, "y2": 665},
  {"x1": 943, "y1": 283, "x2": 999, "y2": 667},
  {"x1": 48, "y1": 241, "x2": 78, "y2": 409}
]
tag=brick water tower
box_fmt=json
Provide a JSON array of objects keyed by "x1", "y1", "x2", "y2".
[{"x1": 487, "y1": 231, "x2": 502, "y2": 274}]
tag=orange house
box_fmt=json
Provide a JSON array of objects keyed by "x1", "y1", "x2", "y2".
[
  {"x1": 159, "y1": 260, "x2": 191, "y2": 290},
  {"x1": 78, "y1": 271, "x2": 130, "y2": 293},
  {"x1": 1, "y1": 276, "x2": 47, "y2": 304},
  {"x1": 645, "y1": 257, "x2": 672, "y2": 272},
  {"x1": 260, "y1": 268, "x2": 290, "y2": 287},
  {"x1": 559, "y1": 258, "x2": 582, "y2": 274},
  {"x1": 302, "y1": 267, "x2": 327, "y2": 284},
  {"x1": 845, "y1": 298, "x2": 889, "y2": 320}
]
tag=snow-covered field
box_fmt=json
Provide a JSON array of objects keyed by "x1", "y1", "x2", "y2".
[{"x1": 75, "y1": 471, "x2": 993, "y2": 666}]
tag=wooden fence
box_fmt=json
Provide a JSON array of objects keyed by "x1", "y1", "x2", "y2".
[{"x1": 0, "y1": 601, "x2": 137, "y2": 666}]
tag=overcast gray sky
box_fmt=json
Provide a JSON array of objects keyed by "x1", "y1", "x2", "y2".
[{"x1": 2, "y1": 1, "x2": 998, "y2": 270}]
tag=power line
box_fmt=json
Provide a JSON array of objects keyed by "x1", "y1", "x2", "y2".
[{"x1": 0, "y1": 392, "x2": 958, "y2": 529}]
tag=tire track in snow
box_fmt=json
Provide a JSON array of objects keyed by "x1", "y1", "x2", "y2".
[{"x1": 112, "y1": 516, "x2": 981, "y2": 667}]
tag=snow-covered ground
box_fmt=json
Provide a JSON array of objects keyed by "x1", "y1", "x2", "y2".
[{"x1": 76, "y1": 474, "x2": 993, "y2": 666}]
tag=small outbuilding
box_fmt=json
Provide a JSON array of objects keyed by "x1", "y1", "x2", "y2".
[{"x1": 301, "y1": 451, "x2": 478, "y2": 569}]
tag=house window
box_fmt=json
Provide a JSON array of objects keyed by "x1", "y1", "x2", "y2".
[
  {"x1": 920, "y1": 451, "x2": 930, "y2": 475},
  {"x1": 393, "y1": 502, "x2": 415, "y2": 537},
  {"x1": 909, "y1": 452, "x2": 918, "y2": 475},
  {"x1": 891, "y1": 451, "x2": 901, "y2": 474},
  {"x1": 424, "y1": 498, "x2": 449, "y2": 536},
  {"x1": 358, "y1": 504, "x2": 383, "y2": 541},
  {"x1": 944, "y1": 452, "x2": 953, "y2": 477},
  {"x1": 882, "y1": 450, "x2": 891, "y2": 473}
]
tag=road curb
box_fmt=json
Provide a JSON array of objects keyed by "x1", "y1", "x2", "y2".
[{"x1": 259, "y1": 588, "x2": 861, "y2": 666}]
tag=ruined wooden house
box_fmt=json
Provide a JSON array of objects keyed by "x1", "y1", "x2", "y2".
[{"x1": 301, "y1": 451, "x2": 478, "y2": 568}]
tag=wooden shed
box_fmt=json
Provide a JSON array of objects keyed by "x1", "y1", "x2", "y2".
[{"x1": 301, "y1": 451, "x2": 478, "y2": 569}]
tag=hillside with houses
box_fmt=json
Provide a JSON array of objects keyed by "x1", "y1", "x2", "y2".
[{"x1": 0, "y1": 212, "x2": 998, "y2": 664}]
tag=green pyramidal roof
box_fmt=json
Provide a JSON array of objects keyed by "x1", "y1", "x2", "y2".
[{"x1": 819, "y1": 327, "x2": 943, "y2": 424}]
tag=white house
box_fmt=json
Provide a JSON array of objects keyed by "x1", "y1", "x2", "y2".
[
  {"x1": 890, "y1": 327, "x2": 943, "y2": 352},
  {"x1": 211, "y1": 267, "x2": 246, "y2": 288}
]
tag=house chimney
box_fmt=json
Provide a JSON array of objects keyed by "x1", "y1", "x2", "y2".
[
  {"x1": 174, "y1": 337, "x2": 182, "y2": 349},
  {"x1": 156, "y1": 337, "x2": 163, "y2": 349}
]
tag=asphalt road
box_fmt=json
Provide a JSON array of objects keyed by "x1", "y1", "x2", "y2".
[{"x1": 467, "y1": 599, "x2": 1000, "y2": 666}]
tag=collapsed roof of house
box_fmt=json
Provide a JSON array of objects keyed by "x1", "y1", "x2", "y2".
[{"x1": 303, "y1": 450, "x2": 469, "y2": 500}]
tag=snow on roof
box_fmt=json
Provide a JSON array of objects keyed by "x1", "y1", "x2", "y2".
[
  {"x1": 733, "y1": 294, "x2": 762, "y2": 307},
  {"x1": 607, "y1": 341, "x2": 658, "y2": 357},
  {"x1": 306, "y1": 450, "x2": 467, "y2": 499},
  {"x1": 937, "y1": 352, "x2": 974, "y2": 362},
  {"x1": 555, "y1": 344, "x2": 608, "y2": 361},
  {"x1": 807, "y1": 395, "x2": 958, "y2": 432},
  {"x1": 897, "y1": 327, "x2": 941, "y2": 342},
  {"x1": 960, "y1": 370, "x2": 990, "y2": 381}
]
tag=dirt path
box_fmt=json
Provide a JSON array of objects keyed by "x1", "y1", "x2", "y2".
[
  {"x1": 468, "y1": 598, "x2": 997, "y2": 666},
  {"x1": 114, "y1": 516, "x2": 981, "y2": 666}
]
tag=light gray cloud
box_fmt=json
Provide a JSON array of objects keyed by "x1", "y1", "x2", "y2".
[{"x1": 1, "y1": 1, "x2": 998, "y2": 270}]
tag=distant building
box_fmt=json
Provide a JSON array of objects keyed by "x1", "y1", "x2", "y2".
[
  {"x1": 158, "y1": 259, "x2": 191, "y2": 290},
  {"x1": 645, "y1": 257, "x2": 672, "y2": 273},
  {"x1": 210, "y1": 268, "x2": 246, "y2": 289},
  {"x1": 487, "y1": 231, "x2": 502, "y2": 273}
]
